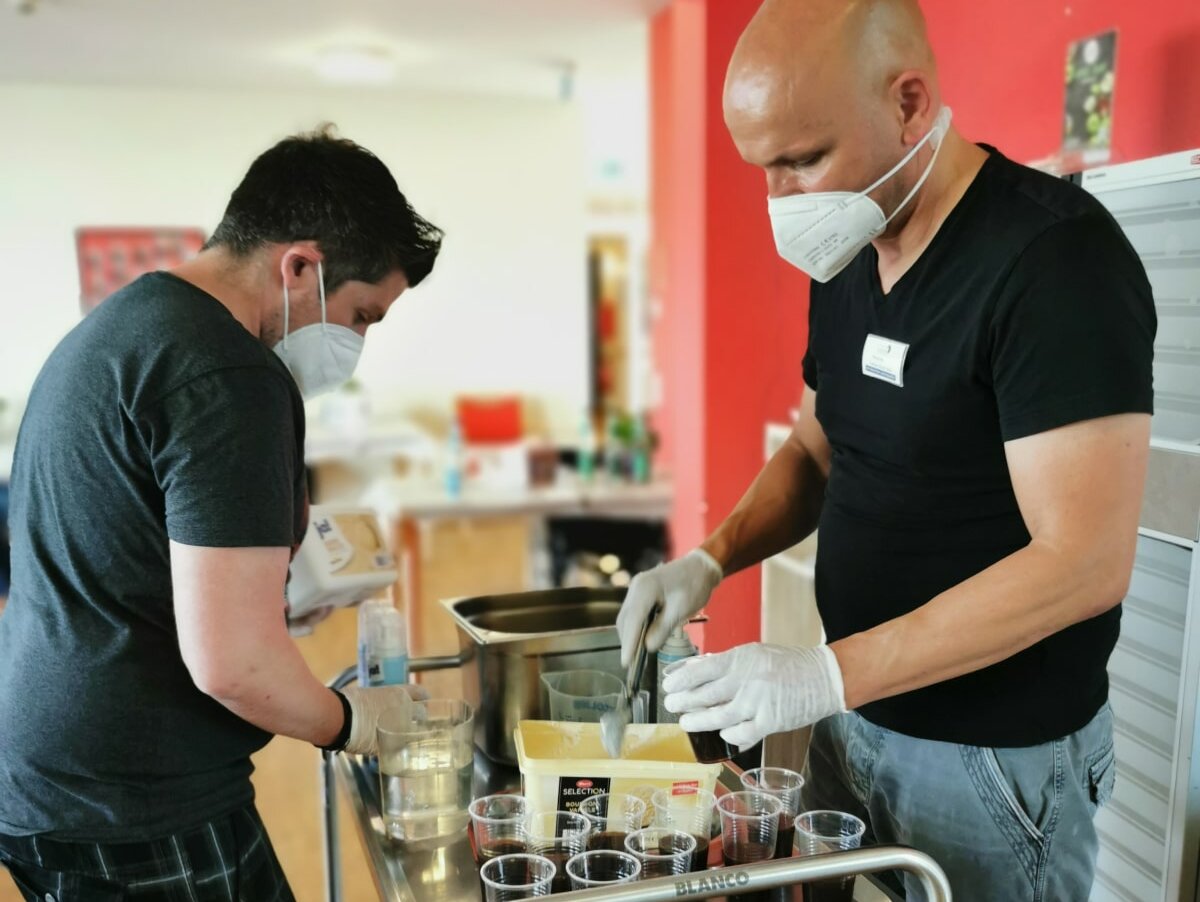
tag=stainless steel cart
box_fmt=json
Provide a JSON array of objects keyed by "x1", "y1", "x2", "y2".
[{"x1": 321, "y1": 665, "x2": 951, "y2": 902}]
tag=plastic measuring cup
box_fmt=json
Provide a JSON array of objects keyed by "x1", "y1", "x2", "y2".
[
  {"x1": 378, "y1": 699, "x2": 474, "y2": 842},
  {"x1": 540, "y1": 670, "x2": 625, "y2": 723}
]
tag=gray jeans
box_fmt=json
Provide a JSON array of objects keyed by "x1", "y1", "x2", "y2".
[{"x1": 801, "y1": 705, "x2": 1116, "y2": 901}]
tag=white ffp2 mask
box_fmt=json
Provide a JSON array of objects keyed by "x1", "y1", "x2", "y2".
[
  {"x1": 272, "y1": 261, "x2": 364, "y2": 400},
  {"x1": 768, "y1": 107, "x2": 953, "y2": 283}
]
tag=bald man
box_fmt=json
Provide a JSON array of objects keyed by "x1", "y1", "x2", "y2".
[{"x1": 617, "y1": 0, "x2": 1156, "y2": 898}]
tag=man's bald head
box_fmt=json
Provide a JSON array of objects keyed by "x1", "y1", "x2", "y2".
[{"x1": 724, "y1": 0, "x2": 945, "y2": 205}]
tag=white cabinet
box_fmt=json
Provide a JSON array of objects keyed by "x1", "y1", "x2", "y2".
[{"x1": 1081, "y1": 149, "x2": 1200, "y2": 902}]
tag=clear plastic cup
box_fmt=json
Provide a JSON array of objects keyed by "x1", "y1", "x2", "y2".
[
  {"x1": 565, "y1": 850, "x2": 642, "y2": 889},
  {"x1": 651, "y1": 787, "x2": 719, "y2": 871},
  {"x1": 741, "y1": 767, "x2": 806, "y2": 859},
  {"x1": 377, "y1": 699, "x2": 474, "y2": 841},
  {"x1": 541, "y1": 670, "x2": 625, "y2": 722},
  {"x1": 479, "y1": 853, "x2": 556, "y2": 901},
  {"x1": 624, "y1": 828, "x2": 696, "y2": 879},
  {"x1": 794, "y1": 810, "x2": 867, "y2": 902},
  {"x1": 524, "y1": 810, "x2": 590, "y2": 895},
  {"x1": 469, "y1": 795, "x2": 529, "y2": 866},
  {"x1": 579, "y1": 792, "x2": 649, "y2": 852},
  {"x1": 717, "y1": 791, "x2": 784, "y2": 867}
]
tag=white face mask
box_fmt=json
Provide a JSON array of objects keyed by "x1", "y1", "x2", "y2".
[
  {"x1": 272, "y1": 261, "x2": 364, "y2": 400},
  {"x1": 768, "y1": 106, "x2": 953, "y2": 283}
]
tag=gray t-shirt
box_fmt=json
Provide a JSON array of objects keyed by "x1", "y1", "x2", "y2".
[{"x1": 0, "y1": 272, "x2": 307, "y2": 841}]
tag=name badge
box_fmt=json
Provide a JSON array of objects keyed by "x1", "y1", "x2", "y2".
[{"x1": 861, "y1": 333, "x2": 909, "y2": 387}]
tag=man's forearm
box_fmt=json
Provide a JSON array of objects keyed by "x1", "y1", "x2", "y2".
[
  {"x1": 702, "y1": 435, "x2": 826, "y2": 575},
  {"x1": 198, "y1": 629, "x2": 344, "y2": 747},
  {"x1": 170, "y1": 541, "x2": 347, "y2": 747},
  {"x1": 832, "y1": 538, "x2": 1130, "y2": 710}
]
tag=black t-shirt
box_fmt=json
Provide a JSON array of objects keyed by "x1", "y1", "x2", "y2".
[
  {"x1": 0, "y1": 273, "x2": 307, "y2": 841},
  {"x1": 803, "y1": 147, "x2": 1156, "y2": 747}
]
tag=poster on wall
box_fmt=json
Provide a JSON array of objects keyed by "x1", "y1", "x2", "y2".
[
  {"x1": 1061, "y1": 29, "x2": 1117, "y2": 168},
  {"x1": 75, "y1": 227, "x2": 206, "y2": 315}
]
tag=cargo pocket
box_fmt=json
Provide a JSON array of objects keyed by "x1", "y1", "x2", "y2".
[{"x1": 1086, "y1": 742, "x2": 1116, "y2": 809}]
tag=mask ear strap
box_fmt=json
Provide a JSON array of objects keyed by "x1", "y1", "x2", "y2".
[
  {"x1": 862, "y1": 106, "x2": 952, "y2": 201},
  {"x1": 883, "y1": 115, "x2": 945, "y2": 225},
  {"x1": 281, "y1": 273, "x2": 291, "y2": 351},
  {"x1": 317, "y1": 260, "x2": 327, "y2": 333}
]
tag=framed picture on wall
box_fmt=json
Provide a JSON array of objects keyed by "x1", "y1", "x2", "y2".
[
  {"x1": 1062, "y1": 29, "x2": 1117, "y2": 168},
  {"x1": 75, "y1": 226, "x2": 206, "y2": 315}
]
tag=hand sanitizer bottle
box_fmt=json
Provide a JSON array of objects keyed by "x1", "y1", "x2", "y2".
[{"x1": 656, "y1": 626, "x2": 697, "y2": 724}]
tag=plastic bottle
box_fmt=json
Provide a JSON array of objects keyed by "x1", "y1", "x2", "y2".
[
  {"x1": 631, "y1": 414, "x2": 650, "y2": 484},
  {"x1": 656, "y1": 626, "x2": 697, "y2": 724},
  {"x1": 577, "y1": 410, "x2": 597, "y2": 483},
  {"x1": 444, "y1": 416, "x2": 464, "y2": 498},
  {"x1": 357, "y1": 599, "x2": 409, "y2": 687},
  {"x1": 605, "y1": 410, "x2": 623, "y2": 482}
]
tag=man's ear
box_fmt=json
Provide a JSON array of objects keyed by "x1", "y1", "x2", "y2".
[
  {"x1": 279, "y1": 243, "x2": 323, "y2": 286},
  {"x1": 891, "y1": 71, "x2": 934, "y2": 144}
]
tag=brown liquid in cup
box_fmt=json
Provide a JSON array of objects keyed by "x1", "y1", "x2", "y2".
[
  {"x1": 774, "y1": 818, "x2": 796, "y2": 859},
  {"x1": 687, "y1": 729, "x2": 736, "y2": 763},
  {"x1": 474, "y1": 837, "x2": 527, "y2": 867},
  {"x1": 802, "y1": 878, "x2": 855, "y2": 902},
  {"x1": 723, "y1": 841, "x2": 775, "y2": 902},
  {"x1": 576, "y1": 858, "x2": 628, "y2": 884},
  {"x1": 533, "y1": 847, "x2": 572, "y2": 895},
  {"x1": 722, "y1": 839, "x2": 775, "y2": 867},
  {"x1": 481, "y1": 851, "x2": 533, "y2": 886},
  {"x1": 637, "y1": 835, "x2": 692, "y2": 878},
  {"x1": 586, "y1": 831, "x2": 628, "y2": 852}
]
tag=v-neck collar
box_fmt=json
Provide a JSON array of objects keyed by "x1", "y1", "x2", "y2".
[{"x1": 864, "y1": 146, "x2": 997, "y2": 303}]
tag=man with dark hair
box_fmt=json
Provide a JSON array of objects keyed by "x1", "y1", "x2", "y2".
[{"x1": 0, "y1": 126, "x2": 442, "y2": 900}]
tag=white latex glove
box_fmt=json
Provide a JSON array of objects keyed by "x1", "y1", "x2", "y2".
[
  {"x1": 616, "y1": 550, "x2": 723, "y2": 668},
  {"x1": 340, "y1": 684, "x2": 429, "y2": 756},
  {"x1": 662, "y1": 643, "x2": 847, "y2": 750}
]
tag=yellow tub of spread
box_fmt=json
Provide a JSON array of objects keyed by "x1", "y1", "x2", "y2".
[{"x1": 515, "y1": 720, "x2": 722, "y2": 819}]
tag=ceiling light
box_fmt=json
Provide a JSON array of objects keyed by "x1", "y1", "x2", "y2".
[{"x1": 315, "y1": 46, "x2": 398, "y2": 85}]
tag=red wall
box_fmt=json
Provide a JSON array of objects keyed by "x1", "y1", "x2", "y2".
[
  {"x1": 923, "y1": 0, "x2": 1200, "y2": 164},
  {"x1": 651, "y1": 0, "x2": 810, "y2": 654},
  {"x1": 650, "y1": 0, "x2": 1200, "y2": 654},
  {"x1": 700, "y1": 0, "x2": 810, "y2": 649},
  {"x1": 649, "y1": 0, "x2": 709, "y2": 559}
]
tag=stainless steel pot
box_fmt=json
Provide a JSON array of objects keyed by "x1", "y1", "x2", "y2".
[{"x1": 428, "y1": 587, "x2": 654, "y2": 764}]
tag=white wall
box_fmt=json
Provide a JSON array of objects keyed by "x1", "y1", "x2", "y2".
[{"x1": 0, "y1": 83, "x2": 588, "y2": 438}]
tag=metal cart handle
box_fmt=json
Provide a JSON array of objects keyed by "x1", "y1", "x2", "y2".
[
  {"x1": 549, "y1": 846, "x2": 951, "y2": 901},
  {"x1": 321, "y1": 663, "x2": 953, "y2": 902}
]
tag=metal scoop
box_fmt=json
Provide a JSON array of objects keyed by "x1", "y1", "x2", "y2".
[{"x1": 600, "y1": 613, "x2": 652, "y2": 758}]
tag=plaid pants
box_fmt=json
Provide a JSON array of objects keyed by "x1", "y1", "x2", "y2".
[{"x1": 0, "y1": 806, "x2": 294, "y2": 901}]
